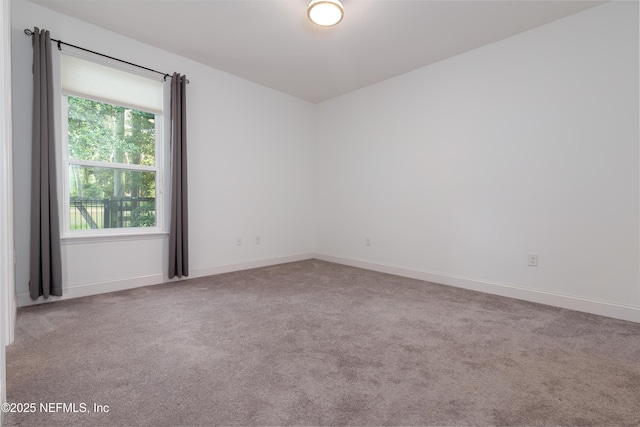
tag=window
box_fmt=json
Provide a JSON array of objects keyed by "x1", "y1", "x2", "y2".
[{"x1": 60, "y1": 53, "x2": 165, "y2": 235}]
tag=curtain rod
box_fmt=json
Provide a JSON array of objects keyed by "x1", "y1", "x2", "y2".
[{"x1": 24, "y1": 28, "x2": 189, "y2": 84}]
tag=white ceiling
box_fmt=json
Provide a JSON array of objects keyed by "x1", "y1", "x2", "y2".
[{"x1": 26, "y1": 0, "x2": 604, "y2": 103}]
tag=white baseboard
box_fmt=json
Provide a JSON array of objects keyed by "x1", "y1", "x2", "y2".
[
  {"x1": 16, "y1": 252, "x2": 639, "y2": 324},
  {"x1": 186, "y1": 253, "x2": 314, "y2": 279},
  {"x1": 17, "y1": 253, "x2": 315, "y2": 307},
  {"x1": 17, "y1": 272, "x2": 167, "y2": 307},
  {"x1": 314, "y1": 253, "x2": 640, "y2": 323}
]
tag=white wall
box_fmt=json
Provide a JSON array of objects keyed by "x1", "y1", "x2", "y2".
[
  {"x1": 315, "y1": 2, "x2": 640, "y2": 322},
  {"x1": 12, "y1": 0, "x2": 316, "y2": 305},
  {"x1": 1, "y1": 0, "x2": 15, "y2": 411}
]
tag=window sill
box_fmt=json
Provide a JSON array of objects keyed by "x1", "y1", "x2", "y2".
[{"x1": 61, "y1": 231, "x2": 169, "y2": 245}]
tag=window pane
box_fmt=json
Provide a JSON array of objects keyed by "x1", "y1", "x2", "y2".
[
  {"x1": 69, "y1": 165, "x2": 156, "y2": 230},
  {"x1": 67, "y1": 96, "x2": 156, "y2": 166}
]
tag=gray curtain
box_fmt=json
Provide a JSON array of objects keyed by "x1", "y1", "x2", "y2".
[
  {"x1": 168, "y1": 73, "x2": 189, "y2": 278},
  {"x1": 29, "y1": 27, "x2": 62, "y2": 299}
]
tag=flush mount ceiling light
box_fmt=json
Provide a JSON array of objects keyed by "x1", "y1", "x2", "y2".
[{"x1": 307, "y1": 0, "x2": 344, "y2": 27}]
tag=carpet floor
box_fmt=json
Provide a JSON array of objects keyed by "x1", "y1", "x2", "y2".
[{"x1": 5, "y1": 259, "x2": 640, "y2": 426}]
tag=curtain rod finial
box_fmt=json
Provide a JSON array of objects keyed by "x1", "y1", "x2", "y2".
[{"x1": 24, "y1": 28, "x2": 34, "y2": 36}]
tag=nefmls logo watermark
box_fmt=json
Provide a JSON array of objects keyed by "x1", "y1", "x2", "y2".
[
  {"x1": 40, "y1": 402, "x2": 88, "y2": 413},
  {"x1": 1, "y1": 402, "x2": 110, "y2": 414}
]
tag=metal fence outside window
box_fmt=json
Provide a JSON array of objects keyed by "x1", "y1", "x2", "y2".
[{"x1": 70, "y1": 197, "x2": 155, "y2": 230}]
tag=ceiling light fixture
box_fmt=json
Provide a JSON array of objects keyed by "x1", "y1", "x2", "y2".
[{"x1": 307, "y1": 0, "x2": 344, "y2": 27}]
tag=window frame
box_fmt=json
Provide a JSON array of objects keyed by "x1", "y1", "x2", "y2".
[{"x1": 57, "y1": 49, "x2": 168, "y2": 239}]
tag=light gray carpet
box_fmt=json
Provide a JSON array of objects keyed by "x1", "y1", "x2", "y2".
[{"x1": 5, "y1": 259, "x2": 640, "y2": 426}]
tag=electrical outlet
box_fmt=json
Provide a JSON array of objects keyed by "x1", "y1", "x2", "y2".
[
  {"x1": 236, "y1": 237, "x2": 242, "y2": 246},
  {"x1": 256, "y1": 236, "x2": 261, "y2": 245},
  {"x1": 528, "y1": 253, "x2": 538, "y2": 267},
  {"x1": 365, "y1": 237, "x2": 371, "y2": 246}
]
